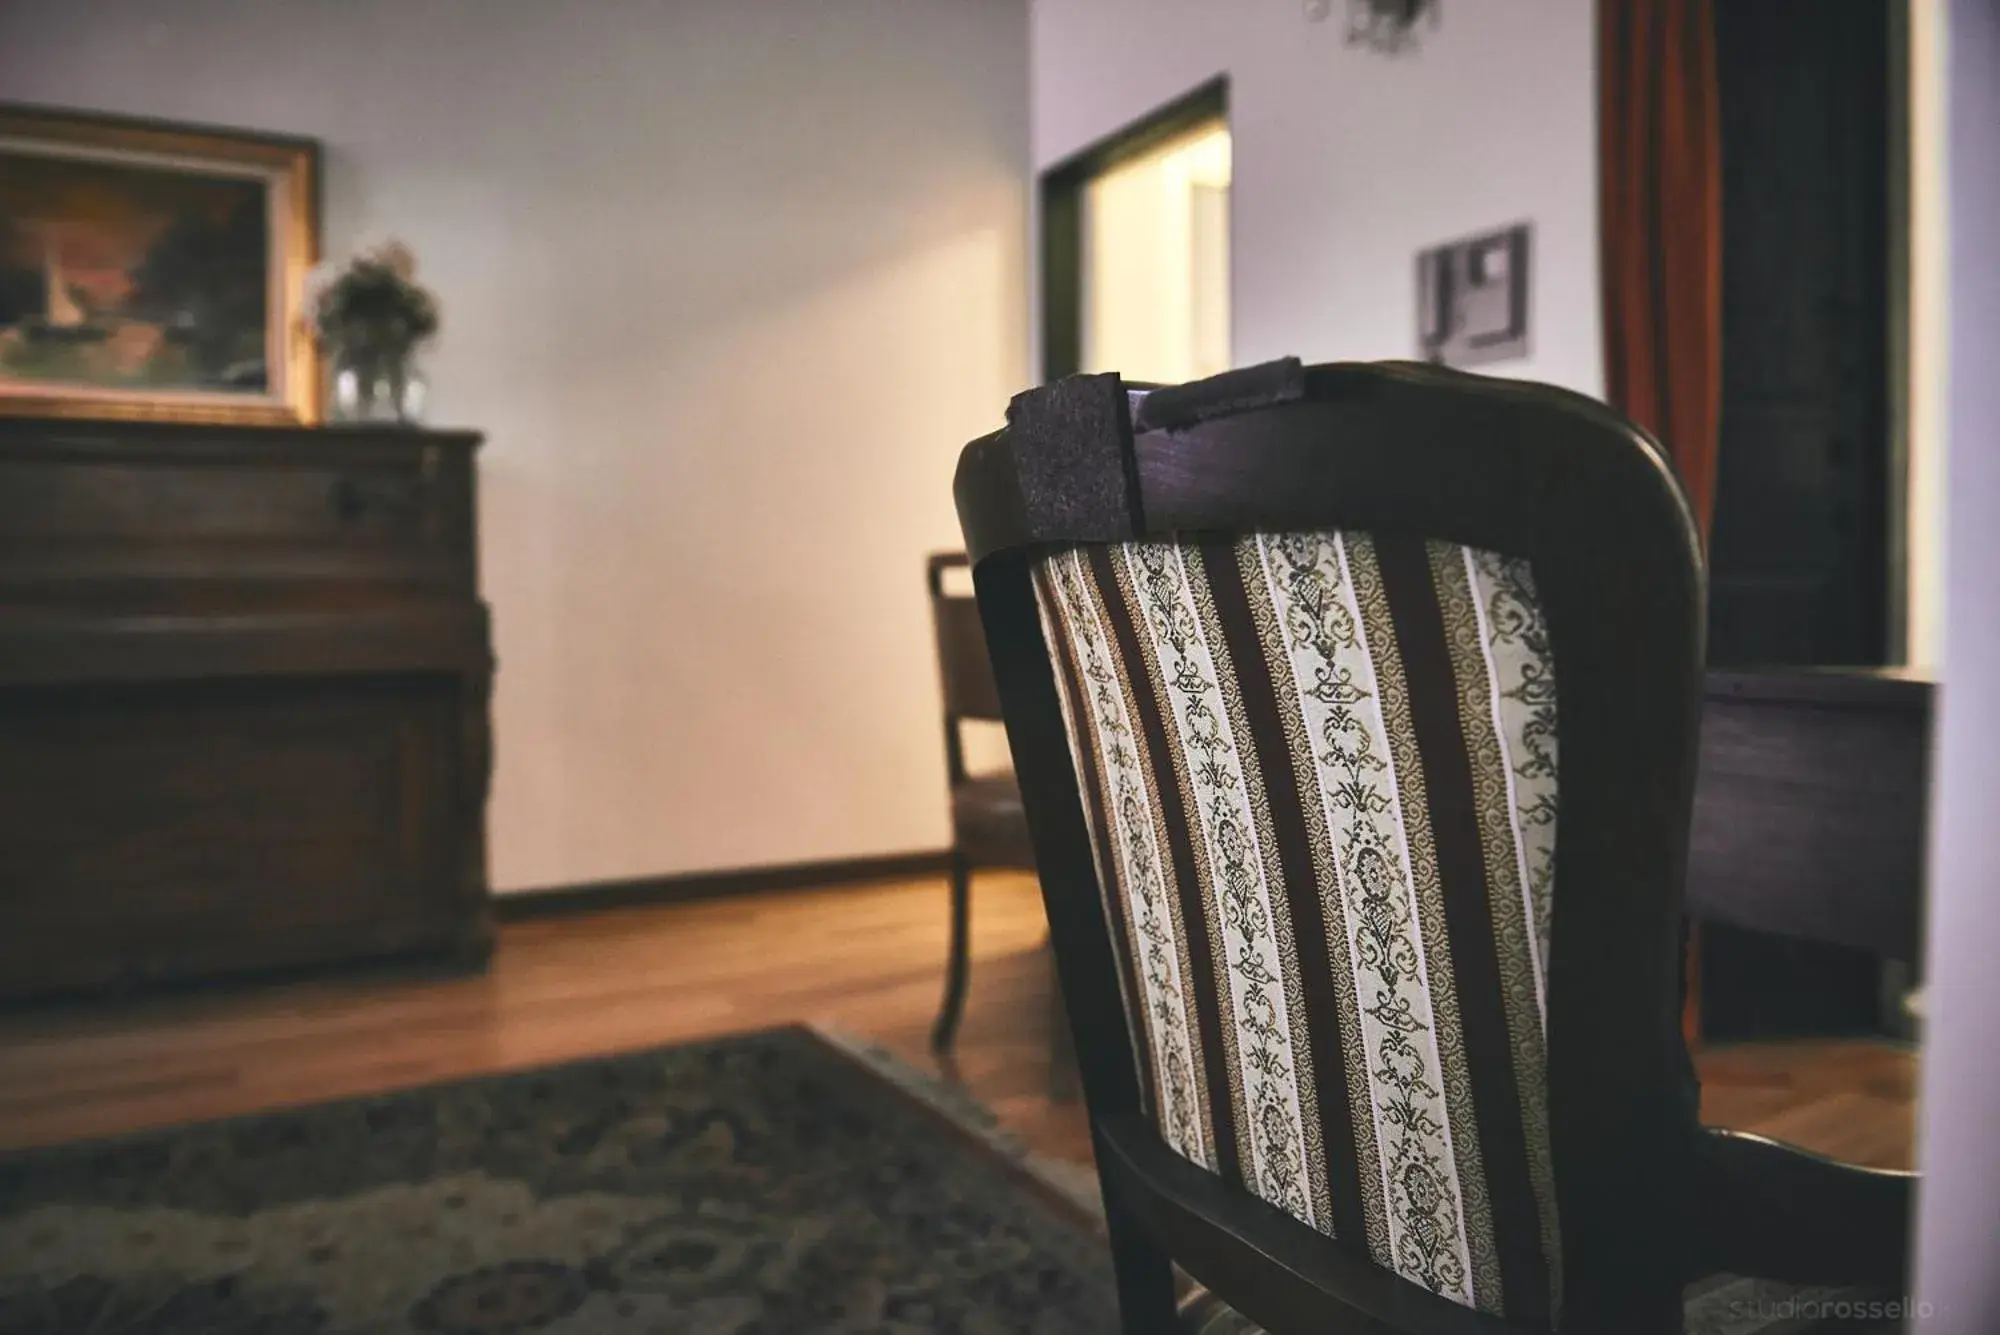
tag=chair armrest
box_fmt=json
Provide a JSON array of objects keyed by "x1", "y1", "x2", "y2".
[
  {"x1": 1693, "y1": 1127, "x2": 1913, "y2": 1289},
  {"x1": 1096, "y1": 1113, "x2": 1534, "y2": 1335}
]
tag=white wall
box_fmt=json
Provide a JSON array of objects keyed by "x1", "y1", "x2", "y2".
[
  {"x1": 1906, "y1": 0, "x2": 1951, "y2": 670},
  {"x1": 0, "y1": 0, "x2": 1030, "y2": 891},
  {"x1": 1032, "y1": 0, "x2": 1601, "y2": 395},
  {"x1": 1913, "y1": 1, "x2": 2000, "y2": 1325}
]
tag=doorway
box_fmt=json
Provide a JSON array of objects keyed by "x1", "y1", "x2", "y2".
[
  {"x1": 1701, "y1": 0, "x2": 1902, "y2": 1042},
  {"x1": 1040, "y1": 78, "x2": 1231, "y2": 385}
]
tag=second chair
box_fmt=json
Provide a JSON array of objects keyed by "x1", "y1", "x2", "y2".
[{"x1": 926, "y1": 551, "x2": 1037, "y2": 1052}]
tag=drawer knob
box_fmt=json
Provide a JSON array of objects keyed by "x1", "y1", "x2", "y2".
[{"x1": 333, "y1": 476, "x2": 422, "y2": 522}]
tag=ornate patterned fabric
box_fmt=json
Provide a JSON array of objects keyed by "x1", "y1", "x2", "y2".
[{"x1": 1036, "y1": 532, "x2": 1562, "y2": 1326}]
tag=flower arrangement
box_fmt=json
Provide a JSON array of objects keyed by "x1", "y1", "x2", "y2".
[{"x1": 307, "y1": 241, "x2": 439, "y2": 360}]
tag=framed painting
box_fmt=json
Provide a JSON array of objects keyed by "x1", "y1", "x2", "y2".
[{"x1": 0, "y1": 103, "x2": 321, "y2": 425}]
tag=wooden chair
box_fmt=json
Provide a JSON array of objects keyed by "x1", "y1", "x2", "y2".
[
  {"x1": 927, "y1": 551, "x2": 1038, "y2": 1052},
  {"x1": 952, "y1": 360, "x2": 1913, "y2": 1333}
]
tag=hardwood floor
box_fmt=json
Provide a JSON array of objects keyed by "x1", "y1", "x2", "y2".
[{"x1": 0, "y1": 872, "x2": 1913, "y2": 1174}]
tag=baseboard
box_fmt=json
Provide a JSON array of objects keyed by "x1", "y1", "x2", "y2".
[{"x1": 494, "y1": 848, "x2": 954, "y2": 921}]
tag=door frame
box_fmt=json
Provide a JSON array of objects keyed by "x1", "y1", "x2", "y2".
[{"x1": 1038, "y1": 76, "x2": 1229, "y2": 383}]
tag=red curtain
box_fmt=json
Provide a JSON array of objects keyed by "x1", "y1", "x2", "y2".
[
  {"x1": 1600, "y1": 0, "x2": 1724, "y2": 539},
  {"x1": 1601, "y1": 0, "x2": 1723, "y2": 1048}
]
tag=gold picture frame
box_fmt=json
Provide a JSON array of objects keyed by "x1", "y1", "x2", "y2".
[{"x1": 0, "y1": 103, "x2": 321, "y2": 426}]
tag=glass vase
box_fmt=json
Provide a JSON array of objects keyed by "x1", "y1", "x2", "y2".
[{"x1": 329, "y1": 348, "x2": 428, "y2": 425}]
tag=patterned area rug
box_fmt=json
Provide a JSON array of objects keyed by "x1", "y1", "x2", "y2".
[{"x1": 0, "y1": 1026, "x2": 1116, "y2": 1334}]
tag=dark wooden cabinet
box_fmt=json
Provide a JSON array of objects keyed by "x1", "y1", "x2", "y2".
[
  {"x1": 0, "y1": 419, "x2": 493, "y2": 1000},
  {"x1": 1687, "y1": 669, "x2": 1930, "y2": 1039}
]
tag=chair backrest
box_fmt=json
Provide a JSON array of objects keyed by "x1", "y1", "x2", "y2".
[
  {"x1": 929, "y1": 552, "x2": 1005, "y2": 785},
  {"x1": 954, "y1": 361, "x2": 1706, "y2": 1335}
]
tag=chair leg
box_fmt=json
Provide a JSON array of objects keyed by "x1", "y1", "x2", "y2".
[
  {"x1": 1099, "y1": 1141, "x2": 1181, "y2": 1335},
  {"x1": 1048, "y1": 955, "x2": 1082, "y2": 1102},
  {"x1": 930, "y1": 853, "x2": 973, "y2": 1052}
]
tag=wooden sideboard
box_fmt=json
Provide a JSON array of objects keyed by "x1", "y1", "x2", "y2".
[
  {"x1": 1687, "y1": 667, "x2": 1931, "y2": 1037},
  {"x1": 1689, "y1": 668, "x2": 1930, "y2": 962},
  {"x1": 0, "y1": 418, "x2": 493, "y2": 1001}
]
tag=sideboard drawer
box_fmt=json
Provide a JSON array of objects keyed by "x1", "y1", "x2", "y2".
[{"x1": 0, "y1": 422, "x2": 478, "y2": 604}]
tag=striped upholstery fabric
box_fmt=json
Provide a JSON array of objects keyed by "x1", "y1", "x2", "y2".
[{"x1": 1034, "y1": 531, "x2": 1561, "y2": 1326}]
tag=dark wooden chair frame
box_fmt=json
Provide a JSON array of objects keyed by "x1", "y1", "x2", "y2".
[
  {"x1": 926, "y1": 551, "x2": 1038, "y2": 1051},
  {"x1": 952, "y1": 360, "x2": 1913, "y2": 1334}
]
